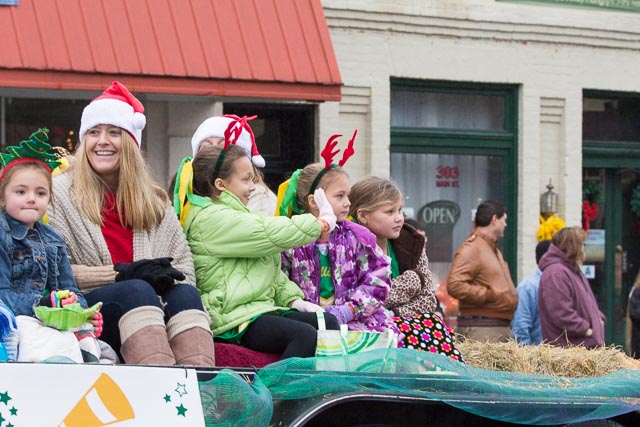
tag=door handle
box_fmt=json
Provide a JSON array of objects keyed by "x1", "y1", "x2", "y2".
[{"x1": 615, "y1": 245, "x2": 623, "y2": 291}]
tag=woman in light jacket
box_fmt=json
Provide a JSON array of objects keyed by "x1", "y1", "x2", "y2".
[{"x1": 48, "y1": 81, "x2": 214, "y2": 366}]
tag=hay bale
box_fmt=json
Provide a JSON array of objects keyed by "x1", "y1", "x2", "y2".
[{"x1": 457, "y1": 339, "x2": 640, "y2": 377}]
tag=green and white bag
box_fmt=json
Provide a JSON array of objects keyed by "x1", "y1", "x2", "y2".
[{"x1": 314, "y1": 312, "x2": 397, "y2": 372}]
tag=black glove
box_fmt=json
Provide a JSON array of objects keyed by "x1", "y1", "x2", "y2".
[{"x1": 114, "y1": 257, "x2": 186, "y2": 295}]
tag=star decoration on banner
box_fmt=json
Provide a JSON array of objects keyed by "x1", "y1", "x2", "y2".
[
  {"x1": 164, "y1": 382, "x2": 191, "y2": 419},
  {"x1": 0, "y1": 391, "x2": 11, "y2": 404},
  {"x1": 0, "y1": 388, "x2": 19, "y2": 427},
  {"x1": 175, "y1": 383, "x2": 187, "y2": 397},
  {"x1": 176, "y1": 404, "x2": 188, "y2": 417}
]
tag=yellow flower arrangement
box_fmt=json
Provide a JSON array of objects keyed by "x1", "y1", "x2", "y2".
[{"x1": 537, "y1": 214, "x2": 565, "y2": 242}]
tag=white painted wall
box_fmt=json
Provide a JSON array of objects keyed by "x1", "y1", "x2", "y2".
[
  {"x1": 320, "y1": 0, "x2": 640, "y2": 279},
  {"x1": 145, "y1": 101, "x2": 222, "y2": 190}
]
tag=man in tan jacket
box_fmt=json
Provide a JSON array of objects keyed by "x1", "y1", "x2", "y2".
[{"x1": 447, "y1": 200, "x2": 518, "y2": 342}]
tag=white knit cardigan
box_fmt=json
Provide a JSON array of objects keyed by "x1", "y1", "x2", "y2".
[{"x1": 48, "y1": 171, "x2": 196, "y2": 292}]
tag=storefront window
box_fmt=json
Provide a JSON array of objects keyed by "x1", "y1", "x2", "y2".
[
  {"x1": 391, "y1": 80, "x2": 517, "y2": 323},
  {"x1": 2, "y1": 98, "x2": 84, "y2": 152},
  {"x1": 224, "y1": 103, "x2": 314, "y2": 191},
  {"x1": 583, "y1": 96, "x2": 640, "y2": 142},
  {"x1": 391, "y1": 91, "x2": 505, "y2": 131},
  {"x1": 391, "y1": 152, "x2": 504, "y2": 289}
]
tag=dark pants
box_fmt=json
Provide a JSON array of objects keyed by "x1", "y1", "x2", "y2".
[
  {"x1": 240, "y1": 311, "x2": 340, "y2": 359},
  {"x1": 85, "y1": 279, "x2": 204, "y2": 354}
]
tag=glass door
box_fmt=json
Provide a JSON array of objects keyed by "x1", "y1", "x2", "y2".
[
  {"x1": 582, "y1": 168, "x2": 640, "y2": 351},
  {"x1": 583, "y1": 91, "x2": 640, "y2": 355}
]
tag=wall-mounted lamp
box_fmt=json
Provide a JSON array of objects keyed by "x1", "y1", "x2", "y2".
[{"x1": 540, "y1": 179, "x2": 558, "y2": 219}]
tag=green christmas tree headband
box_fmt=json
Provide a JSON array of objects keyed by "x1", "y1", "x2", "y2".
[{"x1": 0, "y1": 128, "x2": 61, "y2": 182}]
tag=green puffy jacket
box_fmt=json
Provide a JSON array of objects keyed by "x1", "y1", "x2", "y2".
[{"x1": 183, "y1": 190, "x2": 321, "y2": 335}]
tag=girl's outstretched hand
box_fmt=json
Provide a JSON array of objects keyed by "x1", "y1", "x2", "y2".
[
  {"x1": 314, "y1": 188, "x2": 337, "y2": 232},
  {"x1": 290, "y1": 299, "x2": 324, "y2": 313}
]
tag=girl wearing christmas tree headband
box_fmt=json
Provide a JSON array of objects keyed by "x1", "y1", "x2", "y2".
[{"x1": 0, "y1": 129, "x2": 103, "y2": 362}]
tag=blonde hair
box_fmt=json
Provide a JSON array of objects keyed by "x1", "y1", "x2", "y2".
[
  {"x1": 0, "y1": 163, "x2": 52, "y2": 207},
  {"x1": 295, "y1": 163, "x2": 349, "y2": 212},
  {"x1": 349, "y1": 177, "x2": 403, "y2": 220},
  {"x1": 552, "y1": 226, "x2": 587, "y2": 272},
  {"x1": 71, "y1": 131, "x2": 168, "y2": 231}
]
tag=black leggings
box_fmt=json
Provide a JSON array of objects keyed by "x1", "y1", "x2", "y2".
[{"x1": 240, "y1": 311, "x2": 340, "y2": 359}]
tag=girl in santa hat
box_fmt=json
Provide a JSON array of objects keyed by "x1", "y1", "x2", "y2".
[
  {"x1": 47, "y1": 81, "x2": 215, "y2": 367},
  {"x1": 174, "y1": 119, "x2": 340, "y2": 359},
  {"x1": 189, "y1": 114, "x2": 277, "y2": 215}
]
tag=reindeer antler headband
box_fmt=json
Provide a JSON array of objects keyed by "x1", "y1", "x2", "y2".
[
  {"x1": 308, "y1": 129, "x2": 357, "y2": 195},
  {"x1": 210, "y1": 115, "x2": 257, "y2": 182},
  {"x1": 275, "y1": 130, "x2": 357, "y2": 217},
  {"x1": 173, "y1": 115, "x2": 257, "y2": 225}
]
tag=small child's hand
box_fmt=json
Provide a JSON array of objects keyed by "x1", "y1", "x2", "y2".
[
  {"x1": 88, "y1": 311, "x2": 103, "y2": 338},
  {"x1": 60, "y1": 291, "x2": 78, "y2": 307},
  {"x1": 39, "y1": 290, "x2": 79, "y2": 308},
  {"x1": 290, "y1": 299, "x2": 324, "y2": 313}
]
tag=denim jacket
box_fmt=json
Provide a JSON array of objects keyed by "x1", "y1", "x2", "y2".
[{"x1": 0, "y1": 211, "x2": 87, "y2": 316}]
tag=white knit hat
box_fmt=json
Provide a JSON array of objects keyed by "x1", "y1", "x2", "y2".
[
  {"x1": 191, "y1": 115, "x2": 265, "y2": 167},
  {"x1": 79, "y1": 81, "x2": 146, "y2": 146}
]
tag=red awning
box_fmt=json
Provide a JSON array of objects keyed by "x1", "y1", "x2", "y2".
[{"x1": 0, "y1": 0, "x2": 342, "y2": 101}]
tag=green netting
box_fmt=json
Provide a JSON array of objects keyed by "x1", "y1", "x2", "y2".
[
  {"x1": 198, "y1": 369, "x2": 273, "y2": 427},
  {"x1": 199, "y1": 348, "x2": 640, "y2": 426}
]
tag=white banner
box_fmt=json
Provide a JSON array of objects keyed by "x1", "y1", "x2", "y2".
[{"x1": 0, "y1": 363, "x2": 204, "y2": 427}]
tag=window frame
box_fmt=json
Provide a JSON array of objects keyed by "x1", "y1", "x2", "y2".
[{"x1": 390, "y1": 78, "x2": 519, "y2": 279}]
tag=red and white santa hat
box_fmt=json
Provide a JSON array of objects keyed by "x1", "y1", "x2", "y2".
[
  {"x1": 191, "y1": 115, "x2": 265, "y2": 167},
  {"x1": 79, "y1": 81, "x2": 146, "y2": 146}
]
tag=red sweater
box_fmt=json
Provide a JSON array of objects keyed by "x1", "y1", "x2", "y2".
[{"x1": 100, "y1": 191, "x2": 133, "y2": 264}]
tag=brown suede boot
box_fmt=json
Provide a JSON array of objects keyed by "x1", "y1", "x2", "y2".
[
  {"x1": 167, "y1": 309, "x2": 215, "y2": 366},
  {"x1": 119, "y1": 306, "x2": 176, "y2": 366}
]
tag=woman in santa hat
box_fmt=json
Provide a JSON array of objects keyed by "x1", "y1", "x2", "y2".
[{"x1": 47, "y1": 81, "x2": 215, "y2": 366}]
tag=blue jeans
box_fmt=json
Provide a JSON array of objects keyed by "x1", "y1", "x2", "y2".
[{"x1": 85, "y1": 280, "x2": 204, "y2": 355}]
